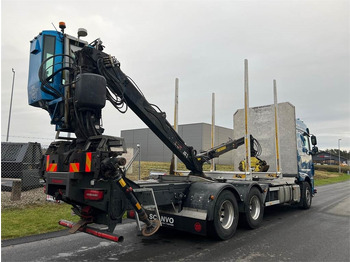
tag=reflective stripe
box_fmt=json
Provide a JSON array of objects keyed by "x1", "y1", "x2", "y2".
[
  {"x1": 69, "y1": 163, "x2": 80, "y2": 172},
  {"x1": 48, "y1": 163, "x2": 57, "y2": 172},
  {"x1": 85, "y1": 152, "x2": 92, "y2": 172},
  {"x1": 46, "y1": 155, "x2": 50, "y2": 171}
]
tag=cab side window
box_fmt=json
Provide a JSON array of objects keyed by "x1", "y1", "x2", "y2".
[{"x1": 301, "y1": 133, "x2": 311, "y2": 153}]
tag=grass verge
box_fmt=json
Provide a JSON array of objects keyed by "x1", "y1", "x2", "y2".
[
  {"x1": 2, "y1": 203, "x2": 78, "y2": 240},
  {"x1": 314, "y1": 170, "x2": 350, "y2": 186}
]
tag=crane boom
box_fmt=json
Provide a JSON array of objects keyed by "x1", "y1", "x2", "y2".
[
  {"x1": 73, "y1": 46, "x2": 246, "y2": 175},
  {"x1": 76, "y1": 47, "x2": 203, "y2": 173}
]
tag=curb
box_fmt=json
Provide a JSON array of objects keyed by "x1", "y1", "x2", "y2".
[
  {"x1": 1, "y1": 219, "x2": 135, "y2": 247},
  {"x1": 1, "y1": 229, "x2": 72, "y2": 247}
]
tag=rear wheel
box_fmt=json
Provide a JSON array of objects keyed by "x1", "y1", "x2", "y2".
[
  {"x1": 300, "y1": 181, "x2": 312, "y2": 209},
  {"x1": 243, "y1": 187, "x2": 264, "y2": 229},
  {"x1": 210, "y1": 190, "x2": 239, "y2": 240}
]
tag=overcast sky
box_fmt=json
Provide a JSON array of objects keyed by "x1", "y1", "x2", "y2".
[{"x1": 1, "y1": 0, "x2": 349, "y2": 151}]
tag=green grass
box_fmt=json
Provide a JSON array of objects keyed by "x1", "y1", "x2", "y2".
[
  {"x1": 126, "y1": 161, "x2": 234, "y2": 180},
  {"x1": 1, "y1": 203, "x2": 78, "y2": 240},
  {"x1": 315, "y1": 164, "x2": 350, "y2": 174},
  {"x1": 2, "y1": 162, "x2": 349, "y2": 240},
  {"x1": 314, "y1": 170, "x2": 350, "y2": 186}
]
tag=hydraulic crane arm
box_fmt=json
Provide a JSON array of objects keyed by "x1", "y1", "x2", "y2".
[
  {"x1": 74, "y1": 46, "x2": 205, "y2": 174},
  {"x1": 196, "y1": 137, "x2": 245, "y2": 164}
]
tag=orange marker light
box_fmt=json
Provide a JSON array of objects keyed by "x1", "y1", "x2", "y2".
[
  {"x1": 59, "y1": 22, "x2": 66, "y2": 33},
  {"x1": 59, "y1": 22, "x2": 66, "y2": 29}
]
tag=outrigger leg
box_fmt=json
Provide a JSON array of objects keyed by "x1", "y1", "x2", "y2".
[{"x1": 115, "y1": 175, "x2": 161, "y2": 237}]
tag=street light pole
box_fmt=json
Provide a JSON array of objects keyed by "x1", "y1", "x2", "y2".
[
  {"x1": 6, "y1": 68, "x2": 15, "y2": 142},
  {"x1": 338, "y1": 139, "x2": 342, "y2": 173},
  {"x1": 137, "y1": 144, "x2": 141, "y2": 180}
]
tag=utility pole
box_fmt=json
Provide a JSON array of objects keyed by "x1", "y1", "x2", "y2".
[
  {"x1": 137, "y1": 144, "x2": 141, "y2": 180},
  {"x1": 6, "y1": 68, "x2": 15, "y2": 142},
  {"x1": 338, "y1": 139, "x2": 342, "y2": 173}
]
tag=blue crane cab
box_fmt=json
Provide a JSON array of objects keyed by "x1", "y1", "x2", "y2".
[{"x1": 27, "y1": 24, "x2": 88, "y2": 132}]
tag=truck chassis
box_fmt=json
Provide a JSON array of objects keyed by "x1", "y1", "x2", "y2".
[{"x1": 52, "y1": 161, "x2": 311, "y2": 241}]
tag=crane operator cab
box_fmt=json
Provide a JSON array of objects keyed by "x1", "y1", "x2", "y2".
[{"x1": 28, "y1": 22, "x2": 106, "y2": 139}]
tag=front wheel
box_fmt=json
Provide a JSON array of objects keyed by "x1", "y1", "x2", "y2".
[
  {"x1": 300, "y1": 181, "x2": 312, "y2": 209},
  {"x1": 209, "y1": 190, "x2": 239, "y2": 240}
]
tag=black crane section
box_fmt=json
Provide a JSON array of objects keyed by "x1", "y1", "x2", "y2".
[{"x1": 72, "y1": 46, "x2": 245, "y2": 175}]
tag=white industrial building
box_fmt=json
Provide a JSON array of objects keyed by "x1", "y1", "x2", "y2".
[{"x1": 121, "y1": 123, "x2": 234, "y2": 165}]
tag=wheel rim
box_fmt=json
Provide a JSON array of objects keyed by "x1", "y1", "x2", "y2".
[
  {"x1": 219, "y1": 200, "x2": 234, "y2": 229},
  {"x1": 249, "y1": 195, "x2": 261, "y2": 220}
]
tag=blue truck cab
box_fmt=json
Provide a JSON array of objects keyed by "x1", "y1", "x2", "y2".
[{"x1": 296, "y1": 119, "x2": 318, "y2": 194}]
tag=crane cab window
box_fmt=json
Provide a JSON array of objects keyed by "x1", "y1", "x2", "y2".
[{"x1": 42, "y1": 35, "x2": 56, "y2": 83}]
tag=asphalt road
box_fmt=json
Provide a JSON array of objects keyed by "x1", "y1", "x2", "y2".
[{"x1": 2, "y1": 181, "x2": 350, "y2": 262}]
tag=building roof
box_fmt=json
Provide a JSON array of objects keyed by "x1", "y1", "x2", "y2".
[
  {"x1": 121, "y1": 122, "x2": 233, "y2": 132},
  {"x1": 313, "y1": 151, "x2": 348, "y2": 162}
]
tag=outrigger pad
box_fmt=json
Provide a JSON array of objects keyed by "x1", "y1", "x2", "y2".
[
  {"x1": 68, "y1": 219, "x2": 89, "y2": 234},
  {"x1": 141, "y1": 219, "x2": 161, "y2": 237}
]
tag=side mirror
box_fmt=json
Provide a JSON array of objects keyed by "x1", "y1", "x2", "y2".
[
  {"x1": 312, "y1": 146, "x2": 319, "y2": 155},
  {"x1": 311, "y1": 135, "x2": 317, "y2": 146}
]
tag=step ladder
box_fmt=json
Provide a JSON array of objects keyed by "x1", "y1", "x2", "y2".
[{"x1": 133, "y1": 187, "x2": 162, "y2": 231}]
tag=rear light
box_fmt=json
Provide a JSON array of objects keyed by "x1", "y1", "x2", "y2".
[
  {"x1": 194, "y1": 222, "x2": 202, "y2": 232},
  {"x1": 127, "y1": 210, "x2": 136, "y2": 219},
  {"x1": 52, "y1": 179, "x2": 64, "y2": 184},
  {"x1": 84, "y1": 189, "x2": 104, "y2": 200}
]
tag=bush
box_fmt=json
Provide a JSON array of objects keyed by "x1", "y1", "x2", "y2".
[{"x1": 315, "y1": 164, "x2": 350, "y2": 174}]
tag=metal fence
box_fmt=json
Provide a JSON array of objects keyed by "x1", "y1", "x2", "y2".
[{"x1": 1, "y1": 142, "x2": 46, "y2": 209}]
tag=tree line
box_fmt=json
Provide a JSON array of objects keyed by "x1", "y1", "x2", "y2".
[{"x1": 324, "y1": 149, "x2": 350, "y2": 159}]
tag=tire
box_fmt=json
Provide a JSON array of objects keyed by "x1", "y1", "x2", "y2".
[
  {"x1": 300, "y1": 181, "x2": 312, "y2": 209},
  {"x1": 209, "y1": 190, "x2": 239, "y2": 240},
  {"x1": 243, "y1": 187, "x2": 264, "y2": 229}
]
